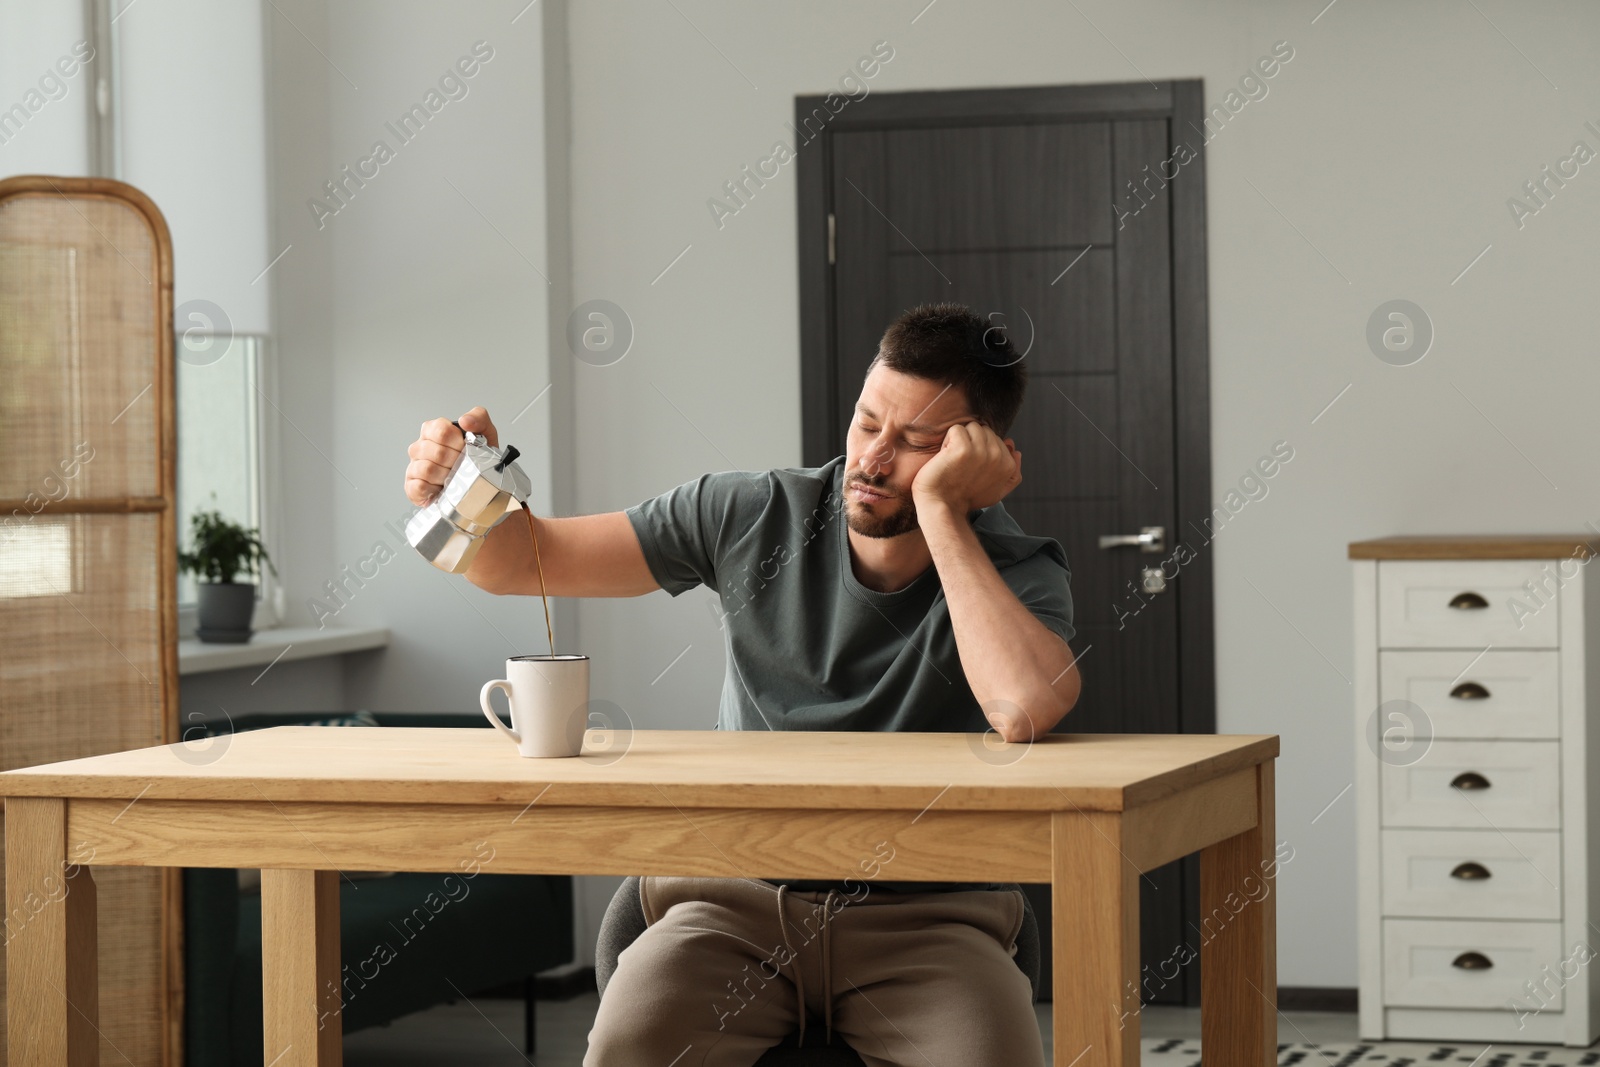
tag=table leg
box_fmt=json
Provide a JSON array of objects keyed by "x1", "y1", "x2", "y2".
[
  {"x1": 5, "y1": 796, "x2": 99, "y2": 1067},
  {"x1": 1199, "y1": 759, "x2": 1277, "y2": 1064},
  {"x1": 1052, "y1": 810, "x2": 1141, "y2": 1067},
  {"x1": 261, "y1": 869, "x2": 342, "y2": 1066}
]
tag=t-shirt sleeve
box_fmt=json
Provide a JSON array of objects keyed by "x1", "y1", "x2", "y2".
[
  {"x1": 624, "y1": 470, "x2": 771, "y2": 597},
  {"x1": 1006, "y1": 545, "x2": 1076, "y2": 644}
]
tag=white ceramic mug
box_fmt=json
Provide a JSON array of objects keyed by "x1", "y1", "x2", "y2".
[{"x1": 479, "y1": 654, "x2": 590, "y2": 758}]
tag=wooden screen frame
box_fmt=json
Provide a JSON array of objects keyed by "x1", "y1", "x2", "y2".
[{"x1": 0, "y1": 174, "x2": 181, "y2": 1065}]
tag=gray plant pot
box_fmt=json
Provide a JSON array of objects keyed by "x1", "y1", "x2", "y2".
[{"x1": 196, "y1": 582, "x2": 256, "y2": 643}]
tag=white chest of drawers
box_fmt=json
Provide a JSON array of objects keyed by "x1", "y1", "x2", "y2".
[{"x1": 1352, "y1": 536, "x2": 1600, "y2": 1045}]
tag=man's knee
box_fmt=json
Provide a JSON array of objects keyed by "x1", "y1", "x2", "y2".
[
  {"x1": 587, "y1": 955, "x2": 794, "y2": 1067},
  {"x1": 589, "y1": 924, "x2": 791, "y2": 1054},
  {"x1": 587, "y1": 958, "x2": 704, "y2": 1065}
]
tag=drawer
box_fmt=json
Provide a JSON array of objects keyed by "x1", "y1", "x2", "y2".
[
  {"x1": 1383, "y1": 918, "x2": 1565, "y2": 1009},
  {"x1": 1381, "y1": 740, "x2": 1560, "y2": 829},
  {"x1": 1379, "y1": 649, "x2": 1560, "y2": 739},
  {"x1": 1381, "y1": 829, "x2": 1560, "y2": 920},
  {"x1": 1378, "y1": 560, "x2": 1559, "y2": 649}
]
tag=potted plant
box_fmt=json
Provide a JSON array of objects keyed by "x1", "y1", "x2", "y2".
[{"x1": 179, "y1": 509, "x2": 276, "y2": 643}]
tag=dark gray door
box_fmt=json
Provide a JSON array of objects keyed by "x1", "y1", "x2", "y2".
[{"x1": 798, "y1": 82, "x2": 1214, "y2": 1006}]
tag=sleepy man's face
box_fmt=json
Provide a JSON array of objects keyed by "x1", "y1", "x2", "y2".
[{"x1": 844, "y1": 363, "x2": 975, "y2": 540}]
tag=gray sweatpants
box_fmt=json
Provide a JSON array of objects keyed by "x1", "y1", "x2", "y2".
[{"x1": 584, "y1": 875, "x2": 1046, "y2": 1067}]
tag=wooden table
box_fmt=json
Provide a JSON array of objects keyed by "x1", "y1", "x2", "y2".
[{"x1": 3, "y1": 727, "x2": 1278, "y2": 1066}]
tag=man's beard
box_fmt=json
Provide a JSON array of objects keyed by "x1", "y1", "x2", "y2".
[{"x1": 844, "y1": 478, "x2": 920, "y2": 539}]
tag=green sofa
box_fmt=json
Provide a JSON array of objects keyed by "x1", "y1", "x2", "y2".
[{"x1": 182, "y1": 711, "x2": 575, "y2": 1067}]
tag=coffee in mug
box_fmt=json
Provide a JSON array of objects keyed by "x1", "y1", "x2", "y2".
[{"x1": 480, "y1": 654, "x2": 589, "y2": 758}]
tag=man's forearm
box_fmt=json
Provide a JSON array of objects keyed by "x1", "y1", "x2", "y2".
[
  {"x1": 919, "y1": 501, "x2": 1081, "y2": 741},
  {"x1": 466, "y1": 510, "x2": 661, "y2": 598}
]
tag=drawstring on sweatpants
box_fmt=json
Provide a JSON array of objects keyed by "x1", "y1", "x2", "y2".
[
  {"x1": 775, "y1": 885, "x2": 807, "y2": 1047},
  {"x1": 821, "y1": 889, "x2": 837, "y2": 1045},
  {"x1": 774, "y1": 885, "x2": 841, "y2": 1048}
]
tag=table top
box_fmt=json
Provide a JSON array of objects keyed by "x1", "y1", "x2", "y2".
[{"x1": 0, "y1": 727, "x2": 1277, "y2": 812}]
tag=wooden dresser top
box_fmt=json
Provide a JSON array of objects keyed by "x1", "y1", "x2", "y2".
[{"x1": 1348, "y1": 534, "x2": 1600, "y2": 560}]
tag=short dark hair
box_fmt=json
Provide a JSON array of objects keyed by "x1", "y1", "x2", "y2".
[{"x1": 868, "y1": 303, "x2": 1028, "y2": 437}]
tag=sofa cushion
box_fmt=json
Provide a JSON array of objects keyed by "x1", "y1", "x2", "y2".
[
  {"x1": 297, "y1": 710, "x2": 381, "y2": 728},
  {"x1": 236, "y1": 868, "x2": 395, "y2": 893}
]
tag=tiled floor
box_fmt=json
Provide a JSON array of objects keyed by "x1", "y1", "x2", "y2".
[{"x1": 342, "y1": 992, "x2": 1366, "y2": 1065}]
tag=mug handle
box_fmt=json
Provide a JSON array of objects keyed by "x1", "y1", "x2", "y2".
[{"x1": 480, "y1": 679, "x2": 521, "y2": 744}]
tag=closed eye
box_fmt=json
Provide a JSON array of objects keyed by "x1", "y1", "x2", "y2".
[{"x1": 858, "y1": 423, "x2": 939, "y2": 450}]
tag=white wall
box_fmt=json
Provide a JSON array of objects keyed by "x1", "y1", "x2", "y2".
[
  {"x1": 562, "y1": 0, "x2": 1600, "y2": 989},
  {"x1": 119, "y1": 0, "x2": 272, "y2": 334},
  {"x1": 318, "y1": 3, "x2": 562, "y2": 707},
  {"x1": 181, "y1": 656, "x2": 349, "y2": 721},
  {"x1": 261, "y1": 0, "x2": 595, "y2": 962},
  {"x1": 0, "y1": 0, "x2": 91, "y2": 175},
  {"x1": 261, "y1": 0, "x2": 565, "y2": 704},
  {"x1": 257, "y1": 0, "x2": 344, "y2": 712}
]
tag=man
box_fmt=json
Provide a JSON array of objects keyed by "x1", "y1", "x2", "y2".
[{"x1": 404, "y1": 303, "x2": 1081, "y2": 1065}]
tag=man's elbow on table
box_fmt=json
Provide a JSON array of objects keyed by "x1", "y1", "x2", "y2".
[{"x1": 983, "y1": 674, "x2": 1080, "y2": 744}]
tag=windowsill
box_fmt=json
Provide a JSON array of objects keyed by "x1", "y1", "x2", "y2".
[{"x1": 178, "y1": 625, "x2": 390, "y2": 676}]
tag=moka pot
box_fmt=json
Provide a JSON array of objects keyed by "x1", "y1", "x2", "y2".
[{"x1": 405, "y1": 428, "x2": 533, "y2": 574}]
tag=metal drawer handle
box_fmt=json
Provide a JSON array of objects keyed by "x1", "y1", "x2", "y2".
[
  {"x1": 1450, "y1": 861, "x2": 1491, "y2": 880},
  {"x1": 1450, "y1": 771, "x2": 1491, "y2": 791},
  {"x1": 1449, "y1": 591, "x2": 1490, "y2": 610},
  {"x1": 1449, "y1": 682, "x2": 1491, "y2": 700},
  {"x1": 1452, "y1": 951, "x2": 1493, "y2": 971}
]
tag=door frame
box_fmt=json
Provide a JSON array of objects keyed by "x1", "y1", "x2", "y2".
[{"x1": 794, "y1": 80, "x2": 1216, "y2": 1003}]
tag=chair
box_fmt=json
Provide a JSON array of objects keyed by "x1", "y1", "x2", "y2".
[{"x1": 595, "y1": 876, "x2": 1040, "y2": 1066}]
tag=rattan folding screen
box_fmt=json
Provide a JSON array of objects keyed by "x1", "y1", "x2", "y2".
[{"x1": 0, "y1": 176, "x2": 180, "y2": 1065}]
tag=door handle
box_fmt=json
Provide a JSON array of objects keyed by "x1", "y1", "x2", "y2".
[{"x1": 1097, "y1": 525, "x2": 1165, "y2": 554}]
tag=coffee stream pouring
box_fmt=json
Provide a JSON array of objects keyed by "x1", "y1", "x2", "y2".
[{"x1": 406, "y1": 423, "x2": 533, "y2": 574}]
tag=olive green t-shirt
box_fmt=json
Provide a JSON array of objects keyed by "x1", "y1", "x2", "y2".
[{"x1": 625, "y1": 455, "x2": 1075, "y2": 892}]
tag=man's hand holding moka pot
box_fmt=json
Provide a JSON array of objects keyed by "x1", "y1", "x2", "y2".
[
  {"x1": 401, "y1": 407, "x2": 659, "y2": 598},
  {"x1": 402, "y1": 406, "x2": 530, "y2": 575}
]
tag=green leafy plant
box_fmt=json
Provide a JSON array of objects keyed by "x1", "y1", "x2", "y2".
[{"x1": 178, "y1": 509, "x2": 276, "y2": 585}]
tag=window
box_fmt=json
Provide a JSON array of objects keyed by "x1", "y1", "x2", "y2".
[
  {"x1": 176, "y1": 331, "x2": 275, "y2": 628},
  {"x1": 0, "y1": 521, "x2": 76, "y2": 599}
]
